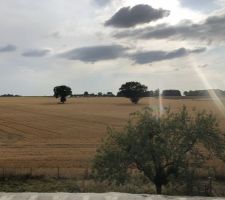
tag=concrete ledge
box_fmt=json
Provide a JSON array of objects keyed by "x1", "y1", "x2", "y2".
[{"x1": 0, "y1": 193, "x2": 224, "y2": 200}]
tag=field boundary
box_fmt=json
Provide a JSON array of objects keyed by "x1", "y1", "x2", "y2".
[{"x1": 0, "y1": 167, "x2": 91, "y2": 178}]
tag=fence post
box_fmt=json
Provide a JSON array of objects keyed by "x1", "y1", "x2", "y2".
[
  {"x1": 208, "y1": 176, "x2": 212, "y2": 195},
  {"x1": 84, "y1": 167, "x2": 89, "y2": 179},
  {"x1": 30, "y1": 168, "x2": 32, "y2": 177},
  {"x1": 57, "y1": 167, "x2": 60, "y2": 179},
  {"x1": 2, "y1": 168, "x2": 4, "y2": 178}
]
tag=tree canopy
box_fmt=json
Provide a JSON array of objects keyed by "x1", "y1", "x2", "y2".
[
  {"x1": 53, "y1": 85, "x2": 72, "y2": 103},
  {"x1": 162, "y1": 90, "x2": 181, "y2": 96},
  {"x1": 92, "y1": 106, "x2": 225, "y2": 194},
  {"x1": 184, "y1": 89, "x2": 225, "y2": 97},
  {"x1": 118, "y1": 82, "x2": 148, "y2": 104}
]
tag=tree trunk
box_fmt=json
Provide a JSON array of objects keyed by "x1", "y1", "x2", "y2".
[{"x1": 156, "y1": 185, "x2": 162, "y2": 194}]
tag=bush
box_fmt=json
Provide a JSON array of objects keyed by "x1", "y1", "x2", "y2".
[{"x1": 92, "y1": 106, "x2": 225, "y2": 194}]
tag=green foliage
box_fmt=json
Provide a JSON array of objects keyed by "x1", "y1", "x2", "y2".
[
  {"x1": 84, "y1": 91, "x2": 89, "y2": 96},
  {"x1": 184, "y1": 89, "x2": 225, "y2": 97},
  {"x1": 0, "y1": 176, "x2": 80, "y2": 192},
  {"x1": 92, "y1": 106, "x2": 225, "y2": 194},
  {"x1": 162, "y1": 90, "x2": 181, "y2": 96},
  {"x1": 53, "y1": 85, "x2": 72, "y2": 103},
  {"x1": 118, "y1": 82, "x2": 148, "y2": 104}
]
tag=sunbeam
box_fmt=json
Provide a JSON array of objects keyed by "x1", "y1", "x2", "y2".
[
  {"x1": 159, "y1": 92, "x2": 164, "y2": 117},
  {"x1": 190, "y1": 59, "x2": 225, "y2": 117}
]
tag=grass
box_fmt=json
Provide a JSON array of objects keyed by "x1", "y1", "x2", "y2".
[
  {"x1": 0, "y1": 175, "x2": 224, "y2": 197},
  {"x1": 0, "y1": 175, "x2": 153, "y2": 193},
  {"x1": 0, "y1": 176, "x2": 80, "y2": 192}
]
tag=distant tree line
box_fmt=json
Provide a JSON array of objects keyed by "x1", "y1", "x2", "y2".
[
  {"x1": 53, "y1": 84, "x2": 225, "y2": 104},
  {"x1": 76, "y1": 89, "x2": 225, "y2": 98},
  {"x1": 73, "y1": 91, "x2": 116, "y2": 97},
  {"x1": 72, "y1": 89, "x2": 160, "y2": 98},
  {"x1": 55, "y1": 88, "x2": 225, "y2": 99},
  {"x1": 162, "y1": 90, "x2": 181, "y2": 96},
  {"x1": 0, "y1": 94, "x2": 21, "y2": 97},
  {"x1": 183, "y1": 89, "x2": 225, "y2": 97}
]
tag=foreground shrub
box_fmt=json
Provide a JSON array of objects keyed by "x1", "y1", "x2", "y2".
[{"x1": 92, "y1": 106, "x2": 225, "y2": 194}]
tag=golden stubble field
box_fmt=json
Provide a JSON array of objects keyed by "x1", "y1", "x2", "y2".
[{"x1": 0, "y1": 97, "x2": 224, "y2": 173}]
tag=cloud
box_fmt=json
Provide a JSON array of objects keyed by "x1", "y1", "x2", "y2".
[
  {"x1": 198, "y1": 64, "x2": 208, "y2": 68},
  {"x1": 93, "y1": 0, "x2": 111, "y2": 7},
  {"x1": 60, "y1": 44, "x2": 206, "y2": 64},
  {"x1": 114, "y1": 12, "x2": 225, "y2": 44},
  {"x1": 105, "y1": 4, "x2": 170, "y2": 28},
  {"x1": 129, "y1": 47, "x2": 206, "y2": 64},
  {"x1": 22, "y1": 49, "x2": 51, "y2": 57},
  {"x1": 49, "y1": 32, "x2": 61, "y2": 39},
  {"x1": 60, "y1": 45, "x2": 128, "y2": 62},
  {"x1": 0, "y1": 44, "x2": 17, "y2": 52},
  {"x1": 179, "y1": 0, "x2": 220, "y2": 11}
]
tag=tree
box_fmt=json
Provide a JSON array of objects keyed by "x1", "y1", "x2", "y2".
[
  {"x1": 118, "y1": 82, "x2": 148, "y2": 104},
  {"x1": 92, "y1": 106, "x2": 225, "y2": 194},
  {"x1": 162, "y1": 90, "x2": 182, "y2": 96},
  {"x1": 183, "y1": 91, "x2": 188, "y2": 96},
  {"x1": 153, "y1": 89, "x2": 160, "y2": 97},
  {"x1": 90, "y1": 93, "x2": 96, "y2": 97},
  {"x1": 84, "y1": 91, "x2": 89, "y2": 97},
  {"x1": 53, "y1": 85, "x2": 72, "y2": 103},
  {"x1": 183, "y1": 89, "x2": 225, "y2": 97},
  {"x1": 106, "y1": 92, "x2": 115, "y2": 97},
  {"x1": 144, "y1": 90, "x2": 154, "y2": 97},
  {"x1": 98, "y1": 92, "x2": 103, "y2": 97},
  {"x1": 117, "y1": 91, "x2": 125, "y2": 97}
]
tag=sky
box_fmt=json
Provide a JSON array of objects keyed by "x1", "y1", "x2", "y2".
[{"x1": 0, "y1": 0, "x2": 225, "y2": 96}]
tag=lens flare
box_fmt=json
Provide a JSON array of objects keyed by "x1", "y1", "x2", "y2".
[
  {"x1": 191, "y1": 61, "x2": 225, "y2": 118},
  {"x1": 159, "y1": 92, "x2": 164, "y2": 117}
]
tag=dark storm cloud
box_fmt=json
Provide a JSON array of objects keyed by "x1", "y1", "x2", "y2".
[
  {"x1": 60, "y1": 45, "x2": 128, "y2": 62},
  {"x1": 114, "y1": 12, "x2": 225, "y2": 44},
  {"x1": 22, "y1": 49, "x2": 51, "y2": 57},
  {"x1": 105, "y1": 4, "x2": 170, "y2": 28},
  {"x1": 129, "y1": 47, "x2": 206, "y2": 64},
  {"x1": 94, "y1": 0, "x2": 111, "y2": 7},
  {"x1": 0, "y1": 44, "x2": 17, "y2": 52}
]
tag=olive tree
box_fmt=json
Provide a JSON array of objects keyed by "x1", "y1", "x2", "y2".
[
  {"x1": 92, "y1": 106, "x2": 225, "y2": 194},
  {"x1": 53, "y1": 85, "x2": 72, "y2": 103}
]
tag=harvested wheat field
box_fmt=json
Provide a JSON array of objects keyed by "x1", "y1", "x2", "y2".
[{"x1": 0, "y1": 97, "x2": 224, "y2": 176}]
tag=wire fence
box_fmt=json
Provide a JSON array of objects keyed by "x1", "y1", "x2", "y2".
[
  {"x1": 0, "y1": 167, "x2": 223, "y2": 196},
  {"x1": 0, "y1": 164, "x2": 224, "y2": 178},
  {"x1": 0, "y1": 167, "x2": 91, "y2": 178}
]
